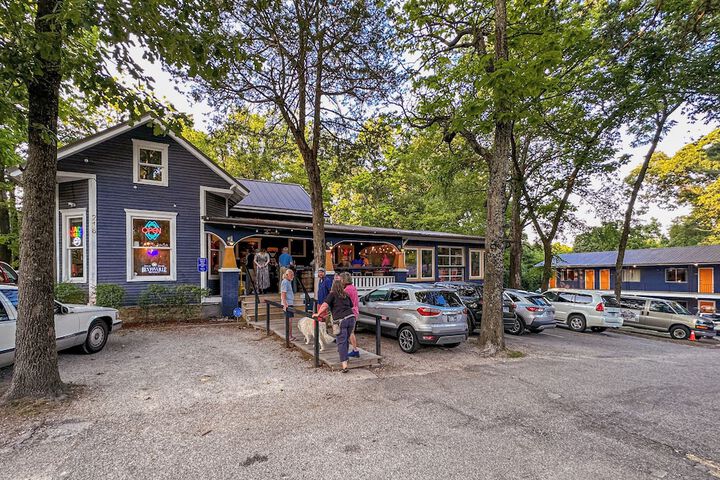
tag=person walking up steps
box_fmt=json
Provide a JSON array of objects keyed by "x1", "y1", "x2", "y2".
[
  {"x1": 314, "y1": 277, "x2": 356, "y2": 373},
  {"x1": 340, "y1": 272, "x2": 360, "y2": 358}
]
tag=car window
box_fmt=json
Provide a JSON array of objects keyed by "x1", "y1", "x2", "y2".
[
  {"x1": 601, "y1": 295, "x2": 620, "y2": 307},
  {"x1": 0, "y1": 300, "x2": 10, "y2": 321},
  {"x1": 388, "y1": 289, "x2": 409, "y2": 302},
  {"x1": 620, "y1": 298, "x2": 646, "y2": 310},
  {"x1": 558, "y1": 293, "x2": 576, "y2": 303},
  {"x1": 0, "y1": 263, "x2": 17, "y2": 283},
  {"x1": 527, "y1": 295, "x2": 549, "y2": 306},
  {"x1": 0, "y1": 288, "x2": 18, "y2": 308},
  {"x1": 458, "y1": 287, "x2": 477, "y2": 297},
  {"x1": 668, "y1": 301, "x2": 690, "y2": 315},
  {"x1": 416, "y1": 291, "x2": 462, "y2": 307},
  {"x1": 574, "y1": 294, "x2": 593, "y2": 304},
  {"x1": 367, "y1": 289, "x2": 389, "y2": 302},
  {"x1": 507, "y1": 292, "x2": 521, "y2": 302},
  {"x1": 649, "y1": 301, "x2": 674, "y2": 314},
  {"x1": 543, "y1": 292, "x2": 558, "y2": 301}
]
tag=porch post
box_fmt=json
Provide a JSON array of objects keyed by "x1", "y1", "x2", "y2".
[
  {"x1": 219, "y1": 241, "x2": 240, "y2": 317},
  {"x1": 392, "y1": 248, "x2": 408, "y2": 282}
]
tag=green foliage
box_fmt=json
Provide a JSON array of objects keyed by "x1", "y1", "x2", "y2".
[
  {"x1": 54, "y1": 282, "x2": 87, "y2": 305},
  {"x1": 644, "y1": 129, "x2": 720, "y2": 244},
  {"x1": 573, "y1": 220, "x2": 668, "y2": 253},
  {"x1": 138, "y1": 284, "x2": 209, "y2": 322},
  {"x1": 94, "y1": 284, "x2": 125, "y2": 310}
]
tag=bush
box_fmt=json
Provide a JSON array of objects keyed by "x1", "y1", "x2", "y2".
[
  {"x1": 95, "y1": 284, "x2": 125, "y2": 310},
  {"x1": 138, "y1": 284, "x2": 208, "y2": 322},
  {"x1": 55, "y1": 282, "x2": 87, "y2": 304}
]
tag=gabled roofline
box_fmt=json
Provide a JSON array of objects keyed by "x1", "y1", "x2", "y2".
[{"x1": 13, "y1": 114, "x2": 249, "y2": 197}]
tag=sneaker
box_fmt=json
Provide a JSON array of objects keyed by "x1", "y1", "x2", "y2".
[{"x1": 348, "y1": 350, "x2": 360, "y2": 358}]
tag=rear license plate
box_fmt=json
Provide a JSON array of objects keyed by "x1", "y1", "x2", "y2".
[
  {"x1": 503, "y1": 306, "x2": 509, "y2": 312},
  {"x1": 447, "y1": 314, "x2": 457, "y2": 323}
]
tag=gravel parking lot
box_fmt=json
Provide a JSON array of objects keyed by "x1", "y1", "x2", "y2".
[{"x1": 1, "y1": 323, "x2": 719, "y2": 480}]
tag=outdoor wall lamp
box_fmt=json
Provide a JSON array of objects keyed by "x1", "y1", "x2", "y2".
[{"x1": 67, "y1": 202, "x2": 76, "y2": 208}]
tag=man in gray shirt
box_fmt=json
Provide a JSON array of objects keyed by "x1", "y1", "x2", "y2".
[{"x1": 280, "y1": 269, "x2": 296, "y2": 340}]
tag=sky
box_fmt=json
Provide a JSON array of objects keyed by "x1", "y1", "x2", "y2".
[{"x1": 134, "y1": 49, "x2": 718, "y2": 243}]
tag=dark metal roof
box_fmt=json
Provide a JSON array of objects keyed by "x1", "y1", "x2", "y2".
[
  {"x1": 538, "y1": 245, "x2": 720, "y2": 268},
  {"x1": 204, "y1": 216, "x2": 485, "y2": 244},
  {"x1": 231, "y1": 179, "x2": 312, "y2": 215}
]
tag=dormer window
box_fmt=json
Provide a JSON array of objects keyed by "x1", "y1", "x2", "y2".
[{"x1": 133, "y1": 139, "x2": 168, "y2": 186}]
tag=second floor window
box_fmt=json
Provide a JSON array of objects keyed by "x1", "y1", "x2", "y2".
[
  {"x1": 665, "y1": 267, "x2": 687, "y2": 283},
  {"x1": 133, "y1": 139, "x2": 169, "y2": 186}
]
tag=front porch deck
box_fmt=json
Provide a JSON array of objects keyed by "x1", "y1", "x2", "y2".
[{"x1": 247, "y1": 316, "x2": 382, "y2": 370}]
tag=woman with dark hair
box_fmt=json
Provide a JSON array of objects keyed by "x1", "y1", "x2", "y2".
[{"x1": 314, "y1": 277, "x2": 356, "y2": 373}]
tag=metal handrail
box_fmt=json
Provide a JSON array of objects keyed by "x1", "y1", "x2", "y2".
[{"x1": 262, "y1": 299, "x2": 385, "y2": 367}]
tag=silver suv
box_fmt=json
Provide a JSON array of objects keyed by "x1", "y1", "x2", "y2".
[
  {"x1": 543, "y1": 289, "x2": 623, "y2": 332},
  {"x1": 359, "y1": 283, "x2": 468, "y2": 353},
  {"x1": 505, "y1": 289, "x2": 556, "y2": 334}
]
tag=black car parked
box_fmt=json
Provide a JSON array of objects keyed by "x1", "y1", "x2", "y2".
[{"x1": 433, "y1": 282, "x2": 517, "y2": 334}]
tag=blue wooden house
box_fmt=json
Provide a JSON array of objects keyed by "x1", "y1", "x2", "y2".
[
  {"x1": 542, "y1": 246, "x2": 720, "y2": 312},
  {"x1": 17, "y1": 116, "x2": 485, "y2": 310}
]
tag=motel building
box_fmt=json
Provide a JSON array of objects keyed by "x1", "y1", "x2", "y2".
[
  {"x1": 541, "y1": 246, "x2": 720, "y2": 313},
  {"x1": 15, "y1": 116, "x2": 486, "y2": 315}
]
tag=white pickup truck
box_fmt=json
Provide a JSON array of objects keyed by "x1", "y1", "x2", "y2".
[{"x1": 0, "y1": 286, "x2": 122, "y2": 368}]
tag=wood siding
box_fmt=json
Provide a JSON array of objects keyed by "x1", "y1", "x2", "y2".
[{"x1": 57, "y1": 124, "x2": 232, "y2": 304}]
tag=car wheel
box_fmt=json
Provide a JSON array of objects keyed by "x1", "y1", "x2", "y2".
[
  {"x1": 444, "y1": 343, "x2": 461, "y2": 348},
  {"x1": 669, "y1": 325, "x2": 690, "y2": 340},
  {"x1": 567, "y1": 315, "x2": 586, "y2": 333},
  {"x1": 590, "y1": 327, "x2": 607, "y2": 333},
  {"x1": 397, "y1": 325, "x2": 420, "y2": 354},
  {"x1": 506, "y1": 317, "x2": 525, "y2": 336},
  {"x1": 82, "y1": 320, "x2": 109, "y2": 354}
]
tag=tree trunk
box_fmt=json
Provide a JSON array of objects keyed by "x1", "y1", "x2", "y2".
[
  {"x1": 478, "y1": 0, "x2": 511, "y2": 355},
  {"x1": 0, "y1": 167, "x2": 12, "y2": 263},
  {"x1": 4, "y1": 0, "x2": 65, "y2": 401},
  {"x1": 508, "y1": 143, "x2": 523, "y2": 289},
  {"x1": 541, "y1": 239, "x2": 553, "y2": 291},
  {"x1": 615, "y1": 106, "x2": 675, "y2": 300},
  {"x1": 303, "y1": 149, "x2": 326, "y2": 273}
]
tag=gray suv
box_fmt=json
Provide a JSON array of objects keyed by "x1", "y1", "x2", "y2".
[
  {"x1": 505, "y1": 289, "x2": 556, "y2": 334},
  {"x1": 359, "y1": 283, "x2": 468, "y2": 353}
]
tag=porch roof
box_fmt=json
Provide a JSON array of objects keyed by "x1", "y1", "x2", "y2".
[
  {"x1": 537, "y1": 245, "x2": 720, "y2": 268},
  {"x1": 203, "y1": 216, "x2": 484, "y2": 245}
]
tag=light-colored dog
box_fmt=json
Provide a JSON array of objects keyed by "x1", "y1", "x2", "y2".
[{"x1": 297, "y1": 316, "x2": 335, "y2": 351}]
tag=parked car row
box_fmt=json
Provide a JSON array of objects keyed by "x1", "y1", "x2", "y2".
[{"x1": 357, "y1": 283, "x2": 717, "y2": 355}]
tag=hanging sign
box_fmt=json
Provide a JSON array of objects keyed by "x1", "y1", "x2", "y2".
[
  {"x1": 197, "y1": 257, "x2": 208, "y2": 273},
  {"x1": 142, "y1": 220, "x2": 162, "y2": 242}
]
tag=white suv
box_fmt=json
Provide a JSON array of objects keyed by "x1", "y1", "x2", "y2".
[{"x1": 543, "y1": 289, "x2": 623, "y2": 332}]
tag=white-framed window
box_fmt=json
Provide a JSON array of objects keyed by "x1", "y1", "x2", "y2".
[
  {"x1": 621, "y1": 268, "x2": 641, "y2": 282},
  {"x1": 61, "y1": 208, "x2": 86, "y2": 283},
  {"x1": 438, "y1": 246, "x2": 464, "y2": 281},
  {"x1": 405, "y1": 247, "x2": 435, "y2": 281},
  {"x1": 208, "y1": 234, "x2": 223, "y2": 280},
  {"x1": 133, "y1": 139, "x2": 169, "y2": 186},
  {"x1": 125, "y1": 209, "x2": 177, "y2": 281},
  {"x1": 469, "y1": 249, "x2": 484, "y2": 280},
  {"x1": 665, "y1": 267, "x2": 687, "y2": 283}
]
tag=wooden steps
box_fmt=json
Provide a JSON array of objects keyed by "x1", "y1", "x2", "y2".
[{"x1": 248, "y1": 317, "x2": 382, "y2": 370}]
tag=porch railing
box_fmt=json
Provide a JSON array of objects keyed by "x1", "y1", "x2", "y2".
[{"x1": 352, "y1": 275, "x2": 395, "y2": 292}]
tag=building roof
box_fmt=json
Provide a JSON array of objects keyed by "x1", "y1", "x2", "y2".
[
  {"x1": 9, "y1": 115, "x2": 249, "y2": 202},
  {"x1": 231, "y1": 179, "x2": 312, "y2": 215},
  {"x1": 539, "y1": 245, "x2": 720, "y2": 268},
  {"x1": 204, "y1": 216, "x2": 485, "y2": 244}
]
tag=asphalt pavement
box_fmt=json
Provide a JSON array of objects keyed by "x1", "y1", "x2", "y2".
[{"x1": 1, "y1": 323, "x2": 719, "y2": 480}]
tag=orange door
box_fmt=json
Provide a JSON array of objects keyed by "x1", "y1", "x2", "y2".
[
  {"x1": 699, "y1": 267, "x2": 714, "y2": 293},
  {"x1": 585, "y1": 269, "x2": 595, "y2": 290},
  {"x1": 549, "y1": 275, "x2": 557, "y2": 288},
  {"x1": 599, "y1": 269, "x2": 610, "y2": 290}
]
